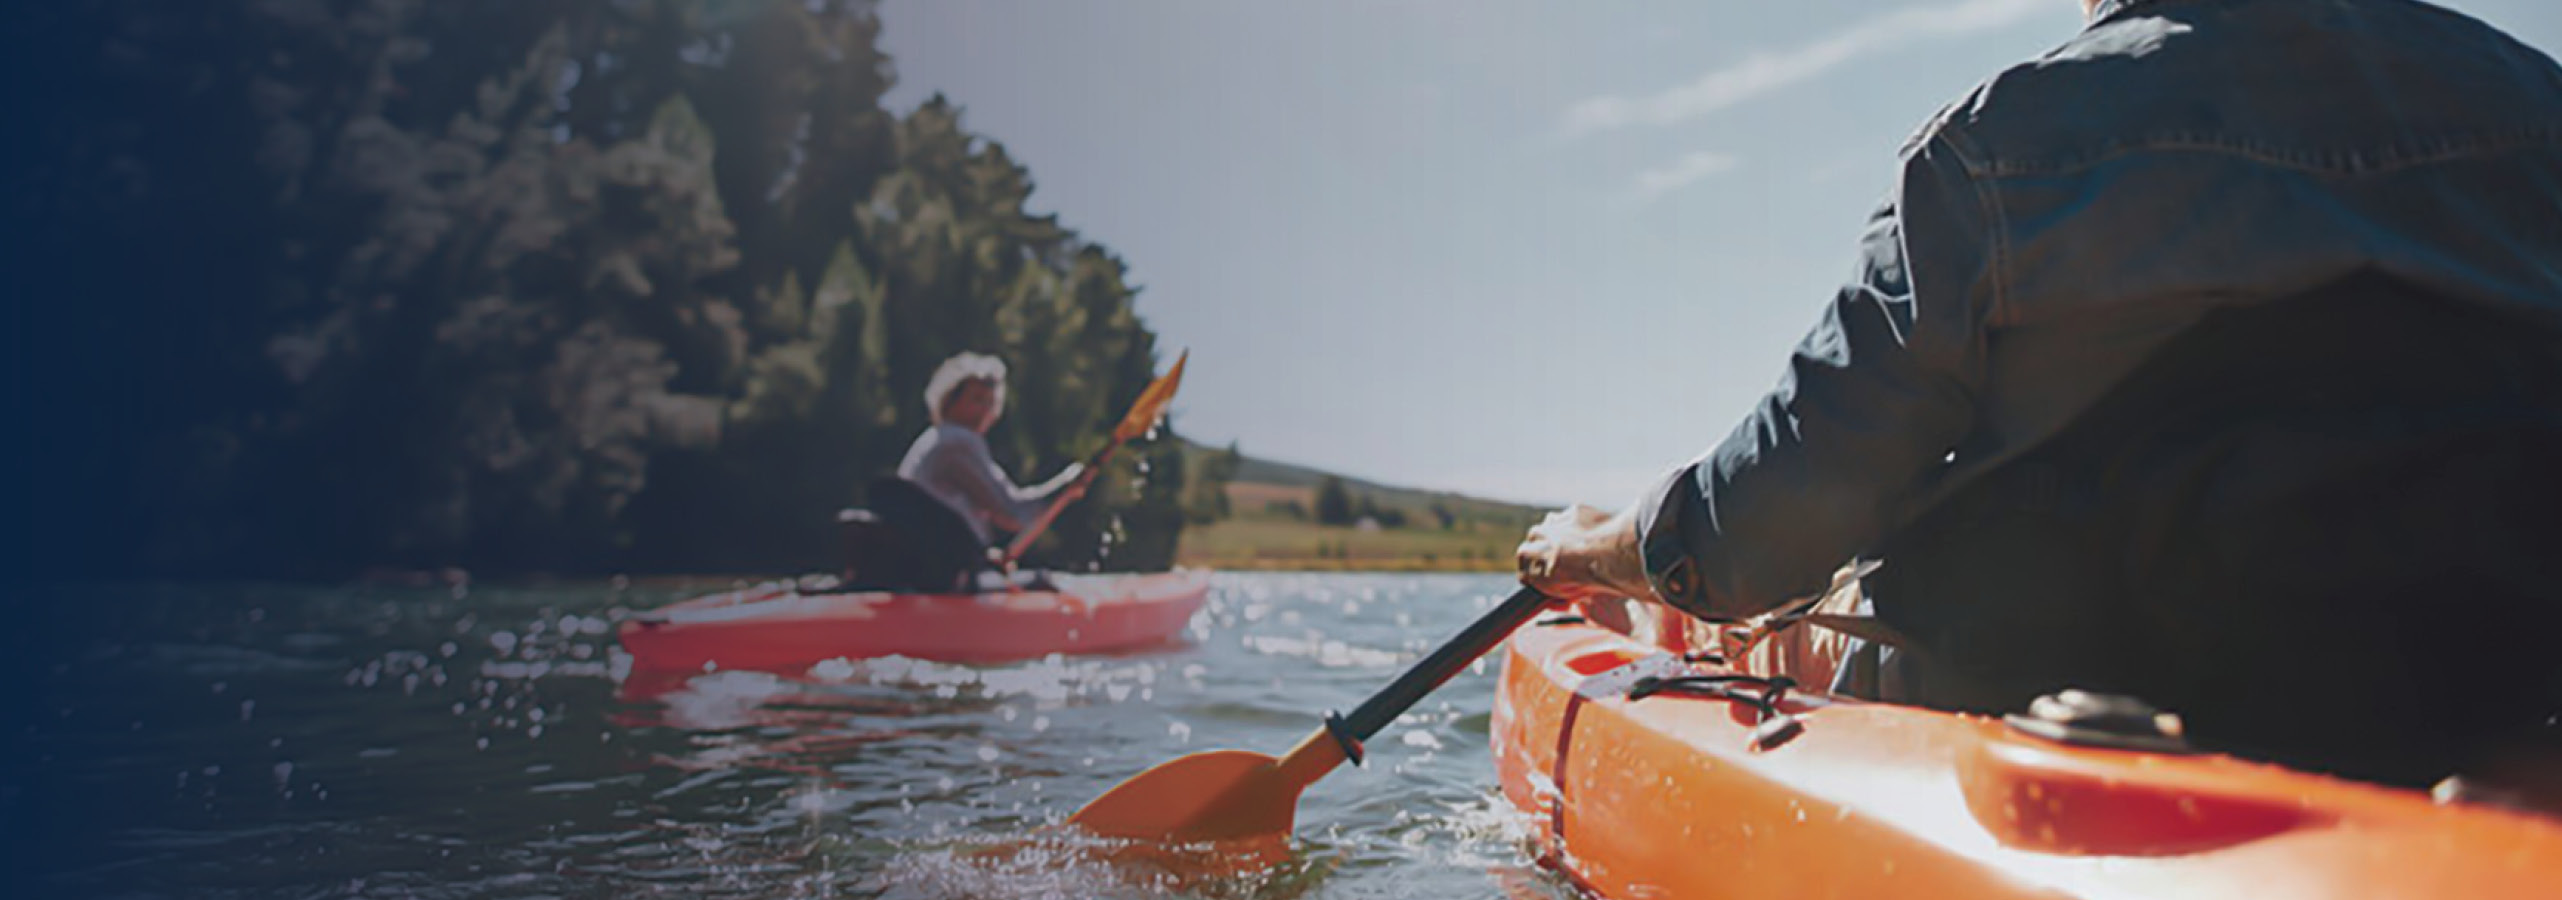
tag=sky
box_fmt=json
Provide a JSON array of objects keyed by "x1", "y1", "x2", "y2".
[{"x1": 876, "y1": 0, "x2": 2562, "y2": 509}]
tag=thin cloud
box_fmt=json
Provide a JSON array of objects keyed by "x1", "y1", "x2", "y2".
[
  {"x1": 1631, "y1": 151, "x2": 1741, "y2": 202},
  {"x1": 1562, "y1": 0, "x2": 2053, "y2": 136}
]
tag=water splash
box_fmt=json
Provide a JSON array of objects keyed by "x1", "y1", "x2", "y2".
[{"x1": 869, "y1": 829, "x2": 1328, "y2": 900}]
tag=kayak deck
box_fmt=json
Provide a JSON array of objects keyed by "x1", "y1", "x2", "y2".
[
  {"x1": 1492, "y1": 618, "x2": 2562, "y2": 900},
  {"x1": 618, "y1": 569, "x2": 1212, "y2": 671}
]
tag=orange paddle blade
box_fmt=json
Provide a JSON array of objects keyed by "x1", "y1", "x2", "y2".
[
  {"x1": 1110, "y1": 349, "x2": 1187, "y2": 444},
  {"x1": 1068, "y1": 750, "x2": 1295, "y2": 843},
  {"x1": 1068, "y1": 726, "x2": 1348, "y2": 844}
]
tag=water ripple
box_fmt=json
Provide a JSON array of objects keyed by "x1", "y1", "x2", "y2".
[{"x1": 28, "y1": 574, "x2": 1574, "y2": 899}]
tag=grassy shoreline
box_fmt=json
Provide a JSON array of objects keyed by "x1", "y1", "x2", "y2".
[
  {"x1": 1173, "y1": 558, "x2": 1517, "y2": 573},
  {"x1": 1173, "y1": 515, "x2": 1531, "y2": 574}
]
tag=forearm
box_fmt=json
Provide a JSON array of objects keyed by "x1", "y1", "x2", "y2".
[
  {"x1": 1583, "y1": 503, "x2": 1658, "y2": 603},
  {"x1": 999, "y1": 468, "x2": 1076, "y2": 528},
  {"x1": 1022, "y1": 462, "x2": 1086, "y2": 503}
]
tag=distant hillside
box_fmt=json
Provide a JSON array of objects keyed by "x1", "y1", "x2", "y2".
[{"x1": 1172, "y1": 439, "x2": 1548, "y2": 571}]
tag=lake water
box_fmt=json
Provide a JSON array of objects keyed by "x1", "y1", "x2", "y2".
[{"x1": 22, "y1": 573, "x2": 1577, "y2": 899}]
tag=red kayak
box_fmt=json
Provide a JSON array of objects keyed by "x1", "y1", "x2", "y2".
[{"x1": 618, "y1": 570, "x2": 1212, "y2": 671}]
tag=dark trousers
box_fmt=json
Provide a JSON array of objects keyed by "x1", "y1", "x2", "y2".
[{"x1": 843, "y1": 478, "x2": 989, "y2": 592}]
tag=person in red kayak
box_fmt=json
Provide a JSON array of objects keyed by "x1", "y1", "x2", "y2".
[
  {"x1": 854, "y1": 352, "x2": 1087, "y2": 591},
  {"x1": 1518, "y1": 0, "x2": 2562, "y2": 797},
  {"x1": 899, "y1": 352, "x2": 1087, "y2": 547}
]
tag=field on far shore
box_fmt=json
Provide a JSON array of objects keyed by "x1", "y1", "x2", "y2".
[{"x1": 1172, "y1": 467, "x2": 1549, "y2": 572}]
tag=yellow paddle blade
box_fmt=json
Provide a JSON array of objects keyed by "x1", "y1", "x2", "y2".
[
  {"x1": 1110, "y1": 349, "x2": 1188, "y2": 444},
  {"x1": 1068, "y1": 725, "x2": 1349, "y2": 844}
]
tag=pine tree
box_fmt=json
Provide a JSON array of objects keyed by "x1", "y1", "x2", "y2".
[{"x1": 1316, "y1": 476, "x2": 1355, "y2": 526}]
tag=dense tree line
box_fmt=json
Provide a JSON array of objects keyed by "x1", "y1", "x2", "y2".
[{"x1": 8, "y1": 0, "x2": 1187, "y2": 578}]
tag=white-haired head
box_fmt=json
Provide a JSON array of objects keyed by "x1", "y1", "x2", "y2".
[{"x1": 924, "y1": 352, "x2": 1008, "y2": 425}]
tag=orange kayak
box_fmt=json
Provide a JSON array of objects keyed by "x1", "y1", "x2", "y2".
[
  {"x1": 618, "y1": 570, "x2": 1210, "y2": 671},
  {"x1": 1492, "y1": 618, "x2": 2562, "y2": 899}
]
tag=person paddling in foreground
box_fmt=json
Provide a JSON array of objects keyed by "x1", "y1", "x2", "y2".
[
  {"x1": 1518, "y1": 0, "x2": 2562, "y2": 806},
  {"x1": 878, "y1": 352, "x2": 1088, "y2": 591}
]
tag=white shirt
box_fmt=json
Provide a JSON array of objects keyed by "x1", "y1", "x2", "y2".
[{"x1": 895, "y1": 423, "x2": 1070, "y2": 544}]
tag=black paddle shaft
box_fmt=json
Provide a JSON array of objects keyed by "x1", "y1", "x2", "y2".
[{"x1": 1323, "y1": 586, "x2": 1552, "y2": 763}]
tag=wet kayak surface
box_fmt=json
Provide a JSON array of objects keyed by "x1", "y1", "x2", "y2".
[{"x1": 22, "y1": 573, "x2": 1571, "y2": 899}]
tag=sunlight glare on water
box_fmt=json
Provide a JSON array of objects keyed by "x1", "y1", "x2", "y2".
[{"x1": 24, "y1": 573, "x2": 1574, "y2": 899}]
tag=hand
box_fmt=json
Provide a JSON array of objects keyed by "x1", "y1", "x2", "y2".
[
  {"x1": 1519, "y1": 503, "x2": 1689, "y2": 650},
  {"x1": 1515, "y1": 503, "x2": 1652, "y2": 603}
]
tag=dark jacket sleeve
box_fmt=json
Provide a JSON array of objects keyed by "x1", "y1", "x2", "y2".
[{"x1": 1635, "y1": 132, "x2": 1999, "y2": 621}]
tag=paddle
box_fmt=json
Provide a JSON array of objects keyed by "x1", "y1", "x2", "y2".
[
  {"x1": 997, "y1": 350, "x2": 1189, "y2": 570},
  {"x1": 1068, "y1": 585, "x2": 1555, "y2": 844}
]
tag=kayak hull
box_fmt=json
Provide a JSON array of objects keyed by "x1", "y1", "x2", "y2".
[
  {"x1": 618, "y1": 570, "x2": 1211, "y2": 671},
  {"x1": 1492, "y1": 619, "x2": 2562, "y2": 900}
]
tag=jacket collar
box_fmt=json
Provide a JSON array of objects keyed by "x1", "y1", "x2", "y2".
[{"x1": 2089, "y1": 0, "x2": 2176, "y2": 23}]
